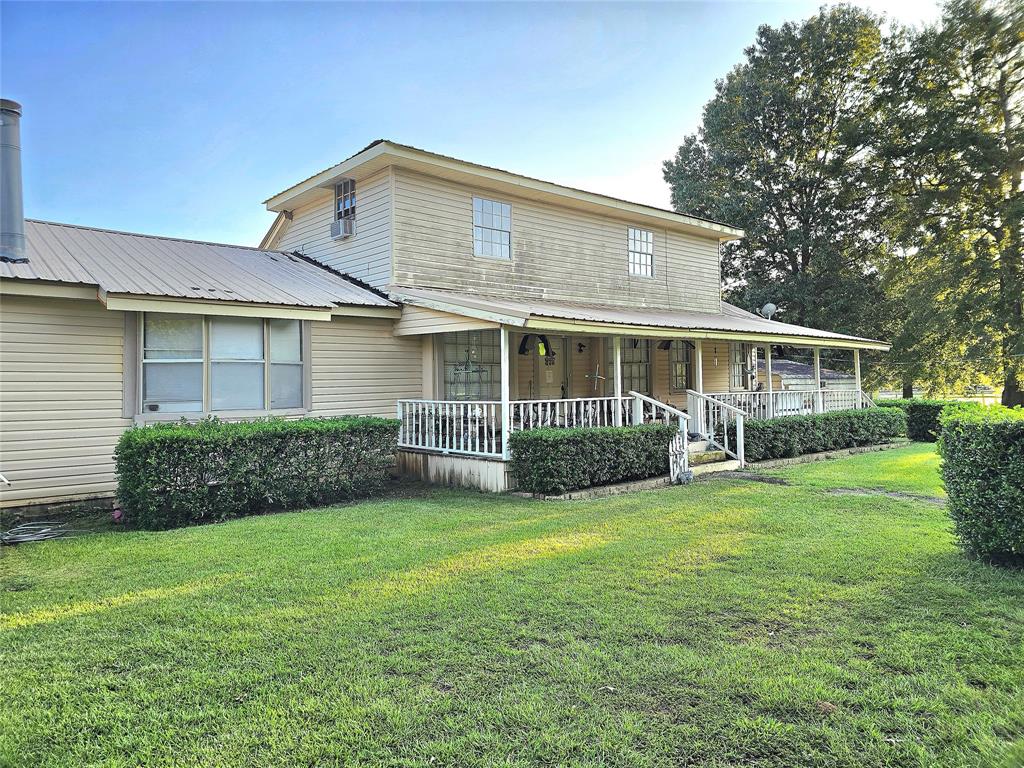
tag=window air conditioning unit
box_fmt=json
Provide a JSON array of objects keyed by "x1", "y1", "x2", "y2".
[{"x1": 330, "y1": 218, "x2": 355, "y2": 240}]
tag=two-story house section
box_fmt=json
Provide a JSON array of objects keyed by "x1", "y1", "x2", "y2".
[
  {"x1": 261, "y1": 140, "x2": 889, "y2": 489},
  {"x1": 0, "y1": 103, "x2": 889, "y2": 508}
]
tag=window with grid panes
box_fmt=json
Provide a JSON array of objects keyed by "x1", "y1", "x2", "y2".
[
  {"x1": 443, "y1": 330, "x2": 501, "y2": 400},
  {"x1": 628, "y1": 227, "x2": 653, "y2": 277},
  {"x1": 472, "y1": 197, "x2": 511, "y2": 259}
]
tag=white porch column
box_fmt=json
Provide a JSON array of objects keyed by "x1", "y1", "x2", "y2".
[
  {"x1": 694, "y1": 340, "x2": 704, "y2": 394},
  {"x1": 764, "y1": 344, "x2": 774, "y2": 418},
  {"x1": 812, "y1": 347, "x2": 823, "y2": 413},
  {"x1": 500, "y1": 326, "x2": 511, "y2": 459},
  {"x1": 612, "y1": 336, "x2": 623, "y2": 426},
  {"x1": 853, "y1": 348, "x2": 862, "y2": 407}
]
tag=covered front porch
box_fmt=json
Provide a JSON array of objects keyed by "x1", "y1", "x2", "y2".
[{"x1": 390, "y1": 288, "x2": 885, "y2": 490}]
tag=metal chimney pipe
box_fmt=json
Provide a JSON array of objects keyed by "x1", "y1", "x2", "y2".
[{"x1": 0, "y1": 99, "x2": 27, "y2": 263}]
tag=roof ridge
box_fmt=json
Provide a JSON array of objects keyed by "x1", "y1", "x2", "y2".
[{"x1": 26, "y1": 218, "x2": 287, "y2": 255}]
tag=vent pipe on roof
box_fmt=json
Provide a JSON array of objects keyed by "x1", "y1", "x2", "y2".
[{"x1": 0, "y1": 99, "x2": 27, "y2": 263}]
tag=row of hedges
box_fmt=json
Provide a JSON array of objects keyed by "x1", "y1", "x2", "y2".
[
  {"x1": 875, "y1": 398, "x2": 963, "y2": 441},
  {"x1": 508, "y1": 424, "x2": 678, "y2": 495},
  {"x1": 115, "y1": 416, "x2": 399, "y2": 530},
  {"x1": 938, "y1": 405, "x2": 1024, "y2": 562},
  {"x1": 732, "y1": 408, "x2": 908, "y2": 463}
]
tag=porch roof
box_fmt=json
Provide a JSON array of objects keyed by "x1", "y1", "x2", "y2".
[{"x1": 390, "y1": 286, "x2": 890, "y2": 351}]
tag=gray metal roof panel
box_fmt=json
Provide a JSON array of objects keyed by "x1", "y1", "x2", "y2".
[
  {"x1": 390, "y1": 286, "x2": 887, "y2": 346},
  {"x1": 1, "y1": 220, "x2": 393, "y2": 308}
]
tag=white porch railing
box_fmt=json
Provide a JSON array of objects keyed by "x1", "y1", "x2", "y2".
[
  {"x1": 398, "y1": 392, "x2": 691, "y2": 479},
  {"x1": 703, "y1": 388, "x2": 874, "y2": 419},
  {"x1": 510, "y1": 396, "x2": 626, "y2": 431},
  {"x1": 686, "y1": 390, "x2": 745, "y2": 467},
  {"x1": 397, "y1": 400, "x2": 503, "y2": 458}
]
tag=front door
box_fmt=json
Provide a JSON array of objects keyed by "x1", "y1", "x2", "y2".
[{"x1": 536, "y1": 336, "x2": 568, "y2": 399}]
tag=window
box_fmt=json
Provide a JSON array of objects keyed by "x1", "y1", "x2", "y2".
[
  {"x1": 607, "y1": 337, "x2": 650, "y2": 395},
  {"x1": 628, "y1": 227, "x2": 654, "y2": 277},
  {"x1": 140, "y1": 313, "x2": 304, "y2": 415},
  {"x1": 669, "y1": 340, "x2": 693, "y2": 392},
  {"x1": 729, "y1": 343, "x2": 752, "y2": 390},
  {"x1": 270, "y1": 319, "x2": 303, "y2": 408},
  {"x1": 142, "y1": 314, "x2": 203, "y2": 413},
  {"x1": 473, "y1": 197, "x2": 511, "y2": 259},
  {"x1": 335, "y1": 179, "x2": 356, "y2": 221},
  {"x1": 443, "y1": 330, "x2": 501, "y2": 400}
]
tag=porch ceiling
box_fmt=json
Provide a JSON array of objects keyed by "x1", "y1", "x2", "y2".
[{"x1": 389, "y1": 286, "x2": 891, "y2": 351}]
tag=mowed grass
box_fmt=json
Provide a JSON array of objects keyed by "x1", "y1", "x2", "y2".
[
  {"x1": 760, "y1": 442, "x2": 946, "y2": 498},
  {"x1": 2, "y1": 445, "x2": 1023, "y2": 767}
]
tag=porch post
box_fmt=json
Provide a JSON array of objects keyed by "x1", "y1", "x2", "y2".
[
  {"x1": 812, "y1": 347, "x2": 823, "y2": 413},
  {"x1": 500, "y1": 326, "x2": 511, "y2": 459},
  {"x1": 612, "y1": 336, "x2": 623, "y2": 426},
  {"x1": 764, "y1": 344, "x2": 774, "y2": 418},
  {"x1": 853, "y1": 348, "x2": 862, "y2": 407},
  {"x1": 694, "y1": 340, "x2": 704, "y2": 394}
]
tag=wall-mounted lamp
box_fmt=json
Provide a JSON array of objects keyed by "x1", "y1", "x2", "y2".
[{"x1": 577, "y1": 342, "x2": 587, "y2": 353}]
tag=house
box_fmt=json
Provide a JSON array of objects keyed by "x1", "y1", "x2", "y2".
[
  {"x1": 0, "y1": 100, "x2": 889, "y2": 506},
  {"x1": 757, "y1": 358, "x2": 856, "y2": 391}
]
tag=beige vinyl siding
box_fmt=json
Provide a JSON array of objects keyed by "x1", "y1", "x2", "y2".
[
  {"x1": 0, "y1": 295, "x2": 132, "y2": 507},
  {"x1": 700, "y1": 340, "x2": 733, "y2": 393},
  {"x1": 310, "y1": 315, "x2": 423, "y2": 416},
  {"x1": 394, "y1": 304, "x2": 497, "y2": 336},
  {"x1": 273, "y1": 168, "x2": 393, "y2": 289},
  {"x1": 392, "y1": 168, "x2": 722, "y2": 313}
]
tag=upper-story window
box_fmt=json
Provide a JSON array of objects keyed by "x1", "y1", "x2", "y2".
[
  {"x1": 628, "y1": 227, "x2": 654, "y2": 277},
  {"x1": 473, "y1": 197, "x2": 511, "y2": 259},
  {"x1": 335, "y1": 179, "x2": 356, "y2": 221},
  {"x1": 141, "y1": 313, "x2": 305, "y2": 415}
]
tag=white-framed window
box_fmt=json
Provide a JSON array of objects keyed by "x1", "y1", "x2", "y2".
[
  {"x1": 443, "y1": 330, "x2": 501, "y2": 400},
  {"x1": 141, "y1": 313, "x2": 304, "y2": 415},
  {"x1": 628, "y1": 227, "x2": 654, "y2": 277},
  {"x1": 729, "y1": 342, "x2": 752, "y2": 390},
  {"x1": 335, "y1": 179, "x2": 356, "y2": 221},
  {"x1": 473, "y1": 197, "x2": 511, "y2": 259},
  {"x1": 607, "y1": 337, "x2": 651, "y2": 395},
  {"x1": 669, "y1": 340, "x2": 693, "y2": 392}
]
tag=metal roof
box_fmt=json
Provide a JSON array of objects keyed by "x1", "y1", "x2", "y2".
[
  {"x1": 1, "y1": 219, "x2": 394, "y2": 308},
  {"x1": 390, "y1": 286, "x2": 889, "y2": 349}
]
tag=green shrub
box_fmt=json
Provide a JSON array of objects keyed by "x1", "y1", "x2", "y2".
[
  {"x1": 938, "y1": 405, "x2": 1024, "y2": 562},
  {"x1": 733, "y1": 408, "x2": 907, "y2": 463},
  {"x1": 875, "y1": 398, "x2": 964, "y2": 441},
  {"x1": 508, "y1": 424, "x2": 678, "y2": 495},
  {"x1": 115, "y1": 416, "x2": 399, "y2": 530}
]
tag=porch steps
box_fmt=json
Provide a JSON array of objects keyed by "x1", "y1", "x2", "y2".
[
  {"x1": 689, "y1": 449, "x2": 727, "y2": 466},
  {"x1": 691, "y1": 458, "x2": 741, "y2": 477}
]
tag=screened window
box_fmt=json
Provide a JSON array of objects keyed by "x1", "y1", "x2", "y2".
[
  {"x1": 669, "y1": 340, "x2": 693, "y2": 392},
  {"x1": 142, "y1": 314, "x2": 203, "y2": 413},
  {"x1": 608, "y1": 337, "x2": 650, "y2": 395},
  {"x1": 140, "y1": 314, "x2": 304, "y2": 414},
  {"x1": 628, "y1": 227, "x2": 653, "y2": 277},
  {"x1": 335, "y1": 179, "x2": 356, "y2": 221},
  {"x1": 443, "y1": 330, "x2": 501, "y2": 400},
  {"x1": 473, "y1": 197, "x2": 511, "y2": 259},
  {"x1": 729, "y1": 343, "x2": 752, "y2": 390}
]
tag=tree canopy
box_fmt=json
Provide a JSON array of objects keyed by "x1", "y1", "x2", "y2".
[{"x1": 665, "y1": 0, "x2": 1023, "y2": 405}]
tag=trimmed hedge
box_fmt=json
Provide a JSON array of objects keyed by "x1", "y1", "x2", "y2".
[
  {"x1": 508, "y1": 424, "x2": 678, "y2": 495},
  {"x1": 875, "y1": 398, "x2": 960, "y2": 441},
  {"x1": 732, "y1": 408, "x2": 907, "y2": 463},
  {"x1": 115, "y1": 416, "x2": 399, "y2": 530},
  {"x1": 938, "y1": 405, "x2": 1024, "y2": 562}
]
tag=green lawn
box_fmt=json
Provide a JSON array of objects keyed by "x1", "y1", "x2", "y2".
[
  {"x1": 2, "y1": 444, "x2": 1023, "y2": 767},
  {"x1": 760, "y1": 441, "x2": 946, "y2": 498}
]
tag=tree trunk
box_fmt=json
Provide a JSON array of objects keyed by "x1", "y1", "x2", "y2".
[
  {"x1": 1002, "y1": 371, "x2": 1024, "y2": 407},
  {"x1": 902, "y1": 380, "x2": 915, "y2": 399}
]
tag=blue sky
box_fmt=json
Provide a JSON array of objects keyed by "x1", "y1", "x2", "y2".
[{"x1": 1, "y1": 1, "x2": 938, "y2": 247}]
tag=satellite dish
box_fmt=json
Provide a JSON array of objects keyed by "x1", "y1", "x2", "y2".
[{"x1": 760, "y1": 303, "x2": 777, "y2": 320}]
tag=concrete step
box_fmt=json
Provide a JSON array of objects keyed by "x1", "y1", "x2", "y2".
[
  {"x1": 689, "y1": 449, "x2": 726, "y2": 465},
  {"x1": 688, "y1": 440, "x2": 710, "y2": 453},
  {"x1": 691, "y1": 459, "x2": 741, "y2": 477}
]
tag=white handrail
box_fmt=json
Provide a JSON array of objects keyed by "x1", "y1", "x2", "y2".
[{"x1": 686, "y1": 389, "x2": 745, "y2": 467}]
